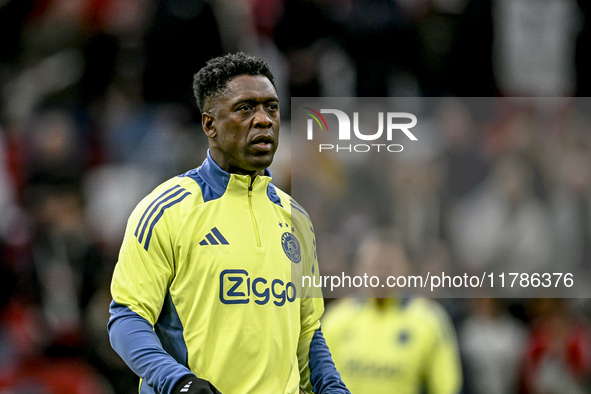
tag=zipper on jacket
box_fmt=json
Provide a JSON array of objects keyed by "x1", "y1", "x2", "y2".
[{"x1": 248, "y1": 184, "x2": 262, "y2": 247}]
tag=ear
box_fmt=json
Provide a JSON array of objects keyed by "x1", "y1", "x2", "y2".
[{"x1": 202, "y1": 112, "x2": 216, "y2": 138}]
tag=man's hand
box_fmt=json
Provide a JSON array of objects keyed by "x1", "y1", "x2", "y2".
[{"x1": 173, "y1": 375, "x2": 222, "y2": 394}]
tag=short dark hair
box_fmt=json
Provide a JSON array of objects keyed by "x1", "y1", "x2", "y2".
[{"x1": 192, "y1": 52, "x2": 276, "y2": 112}]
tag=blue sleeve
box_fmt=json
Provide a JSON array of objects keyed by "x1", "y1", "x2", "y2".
[
  {"x1": 309, "y1": 329, "x2": 350, "y2": 394},
  {"x1": 108, "y1": 301, "x2": 194, "y2": 394}
]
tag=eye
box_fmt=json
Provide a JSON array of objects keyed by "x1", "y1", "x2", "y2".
[
  {"x1": 237, "y1": 104, "x2": 252, "y2": 112},
  {"x1": 267, "y1": 103, "x2": 279, "y2": 111}
]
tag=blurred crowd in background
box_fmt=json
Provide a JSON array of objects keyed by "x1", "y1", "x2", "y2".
[
  {"x1": 294, "y1": 96, "x2": 591, "y2": 393},
  {"x1": 0, "y1": 0, "x2": 590, "y2": 393}
]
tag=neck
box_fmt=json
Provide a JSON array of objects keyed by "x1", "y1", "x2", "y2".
[
  {"x1": 374, "y1": 298, "x2": 389, "y2": 309},
  {"x1": 208, "y1": 150, "x2": 266, "y2": 180}
]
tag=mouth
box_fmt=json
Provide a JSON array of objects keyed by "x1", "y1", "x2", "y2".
[{"x1": 251, "y1": 134, "x2": 275, "y2": 151}]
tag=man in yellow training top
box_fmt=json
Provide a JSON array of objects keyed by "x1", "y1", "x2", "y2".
[
  {"x1": 322, "y1": 231, "x2": 462, "y2": 394},
  {"x1": 108, "y1": 53, "x2": 350, "y2": 394}
]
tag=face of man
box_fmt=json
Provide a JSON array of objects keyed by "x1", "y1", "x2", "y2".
[
  {"x1": 203, "y1": 75, "x2": 280, "y2": 177},
  {"x1": 357, "y1": 239, "x2": 409, "y2": 298}
]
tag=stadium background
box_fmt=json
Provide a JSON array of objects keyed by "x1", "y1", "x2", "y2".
[{"x1": 0, "y1": 0, "x2": 590, "y2": 393}]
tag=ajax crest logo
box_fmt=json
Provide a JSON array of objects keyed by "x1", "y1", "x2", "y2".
[{"x1": 281, "y1": 232, "x2": 301, "y2": 263}]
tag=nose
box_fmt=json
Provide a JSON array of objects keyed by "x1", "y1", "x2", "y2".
[{"x1": 252, "y1": 106, "x2": 273, "y2": 128}]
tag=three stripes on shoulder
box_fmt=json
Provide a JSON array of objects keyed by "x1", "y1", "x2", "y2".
[{"x1": 134, "y1": 185, "x2": 192, "y2": 251}]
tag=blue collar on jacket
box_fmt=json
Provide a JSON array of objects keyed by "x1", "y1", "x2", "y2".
[{"x1": 179, "y1": 150, "x2": 280, "y2": 205}]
